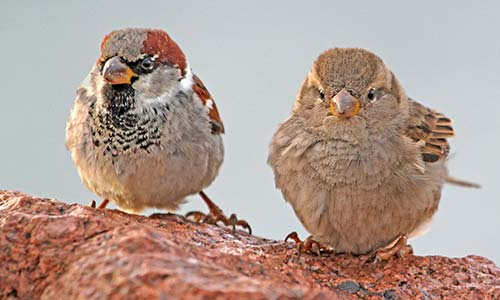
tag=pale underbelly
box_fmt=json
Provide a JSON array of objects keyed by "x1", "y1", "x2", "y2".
[
  {"x1": 78, "y1": 142, "x2": 222, "y2": 213},
  {"x1": 291, "y1": 177, "x2": 441, "y2": 254}
]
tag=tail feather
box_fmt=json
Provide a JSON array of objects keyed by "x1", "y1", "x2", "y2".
[{"x1": 445, "y1": 176, "x2": 481, "y2": 188}]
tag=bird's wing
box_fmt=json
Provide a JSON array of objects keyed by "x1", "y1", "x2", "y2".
[
  {"x1": 405, "y1": 98, "x2": 455, "y2": 162},
  {"x1": 192, "y1": 74, "x2": 225, "y2": 134}
]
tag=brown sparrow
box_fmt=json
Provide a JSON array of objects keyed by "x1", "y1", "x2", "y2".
[
  {"x1": 268, "y1": 48, "x2": 471, "y2": 259},
  {"x1": 66, "y1": 28, "x2": 250, "y2": 233}
]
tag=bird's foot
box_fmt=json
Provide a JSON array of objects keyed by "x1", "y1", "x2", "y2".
[
  {"x1": 89, "y1": 199, "x2": 109, "y2": 209},
  {"x1": 374, "y1": 234, "x2": 413, "y2": 262},
  {"x1": 285, "y1": 231, "x2": 333, "y2": 257},
  {"x1": 185, "y1": 191, "x2": 252, "y2": 234},
  {"x1": 184, "y1": 211, "x2": 207, "y2": 223}
]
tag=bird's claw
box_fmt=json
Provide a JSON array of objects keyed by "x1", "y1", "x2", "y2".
[
  {"x1": 185, "y1": 210, "x2": 252, "y2": 235},
  {"x1": 185, "y1": 211, "x2": 208, "y2": 223},
  {"x1": 89, "y1": 199, "x2": 109, "y2": 209},
  {"x1": 285, "y1": 231, "x2": 332, "y2": 257},
  {"x1": 373, "y1": 234, "x2": 413, "y2": 263},
  {"x1": 229, "y1": 213, "x2": 252, "y2": 235}
]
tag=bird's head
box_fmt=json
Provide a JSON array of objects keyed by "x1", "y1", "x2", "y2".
[
  {"x1": 294, "y1": 48, "x2": 409, "y2": 140},
  {"x1": 86, "y1": 28, "x2": 192, "y2": 111}
]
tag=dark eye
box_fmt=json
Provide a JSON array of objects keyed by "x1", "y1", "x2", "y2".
[
  {"x1": 141, "y1": 57, "x2": 155, "y2": 71},
  {"x1": 367, "y1": 88, "x2": 376, "y2": 101},
  {"x1": 319, "y1": 89, "x2": 325, "y2": 100}
]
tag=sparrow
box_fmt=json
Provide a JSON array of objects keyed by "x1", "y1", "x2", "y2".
[
  {"x1": 268, "y1": 48, "x2": 474, "y2": 259},
  {"x1": 66, "y1": 28, "x2": 250, "y2": 233}
]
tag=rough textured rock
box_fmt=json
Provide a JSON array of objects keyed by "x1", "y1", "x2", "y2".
[{"x1": 1, "y1": 190, "x2": 499, "y2": 300}]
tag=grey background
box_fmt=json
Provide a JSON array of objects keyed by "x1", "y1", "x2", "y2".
[{"x1": 1, "y1": 1, "x2": 498, "y2": 263}]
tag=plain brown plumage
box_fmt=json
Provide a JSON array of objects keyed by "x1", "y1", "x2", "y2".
[{"x1": 268, "y1": 48, "x2": 460, "y2": 258}]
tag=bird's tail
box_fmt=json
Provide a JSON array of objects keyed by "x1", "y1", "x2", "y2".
[{"x1": 445, "y1": 176, "x2": 481, "y2": 188}]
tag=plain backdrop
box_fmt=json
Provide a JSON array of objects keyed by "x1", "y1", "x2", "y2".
[{"x1": 1, "y1": 1, "x2": 498, "y2": 264}]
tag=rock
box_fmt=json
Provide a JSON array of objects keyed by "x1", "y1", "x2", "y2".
[{"x1": 1, "y1": 190, "x2": 499, "y2": 300}]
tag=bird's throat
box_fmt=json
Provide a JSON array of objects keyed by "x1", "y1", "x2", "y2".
[
  {"x1": 89, "y1": 84, "x2": 167, "y2": 155},
  {"x1": 102, "y1": 84, "x2": 136, "y2": 119}
]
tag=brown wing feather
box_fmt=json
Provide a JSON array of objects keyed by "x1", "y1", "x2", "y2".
[
  {"x1": 192, "y1": 74, "x2": 225, "y2": 134},
  {"x1": 405, "y1": 98, "x2": 454, "y2": 163}
]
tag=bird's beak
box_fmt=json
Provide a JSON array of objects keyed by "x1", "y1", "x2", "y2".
[
  {"x1": 102, "y1": 56, "x2": 138, "y2": 85},
  {"x1": 329, "y1": 89, "x2": 360, "y2": 118}
]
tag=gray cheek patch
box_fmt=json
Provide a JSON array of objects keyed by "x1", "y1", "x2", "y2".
[{"x1": 134, "y1": 67, "x2": 181, "y2": 99}]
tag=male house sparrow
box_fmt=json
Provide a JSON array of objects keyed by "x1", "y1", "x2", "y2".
[
  {"x1": 268, "y1": 48, "x2": 470, "y2": 259},
  {"x1": 66, "y1": 28, "x2": 250, "y2": 233}
]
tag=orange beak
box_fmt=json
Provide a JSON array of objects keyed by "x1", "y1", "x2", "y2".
[
  {"x1": 329, "y1": 89, "x2": 360, "y2": 118},
  {"x1": 102, "y1": 56, "x2": 138, "y2": 85}
]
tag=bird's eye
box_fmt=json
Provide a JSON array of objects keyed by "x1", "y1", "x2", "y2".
[
  {"x1": 141, "y1": 57, "x2": 155, "y2": 71},
  {"x1": 367, "y1": 88, "x2": 376, "y2": 101},
  {"x1": 319, "y1": 89, "x2": 325, "y2": 100}
]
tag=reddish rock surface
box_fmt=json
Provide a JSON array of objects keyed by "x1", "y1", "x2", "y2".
[{"x1": 1, "y1": 190, "x2": 499, "y2": 300}]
